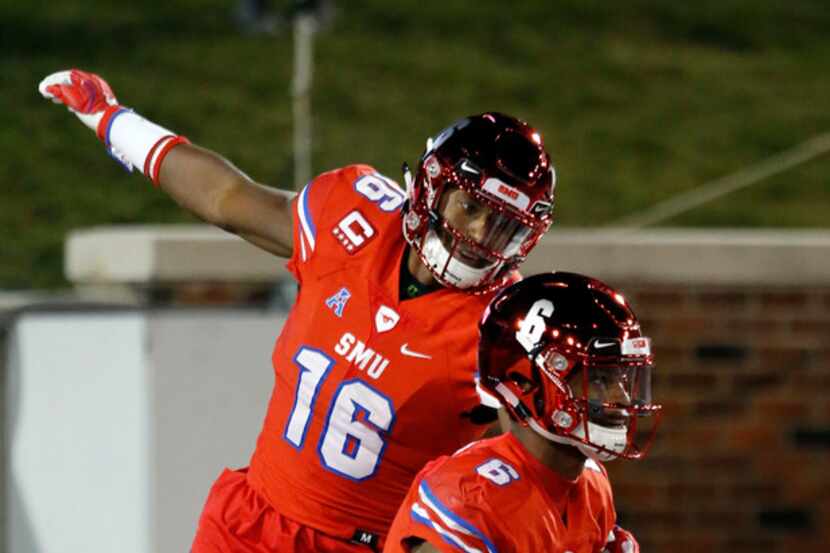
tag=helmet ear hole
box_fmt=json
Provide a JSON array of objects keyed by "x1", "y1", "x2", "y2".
[
  {"x1": 507, "y1": 371, "x2": 535, "y2": 394},
  {"x1": 534, "y1": 393, "x2": 546, "y2": 417},
  {"x1": 505, "y1": 369, "x2": 547, "y2": 418}
]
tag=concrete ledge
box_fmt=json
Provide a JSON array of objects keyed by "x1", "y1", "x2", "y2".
[
  {"x1": 522, "y1": 228, "x2": 830, "y2": 286},
  {"x1": 65, "y1": 225, "x2": 830, "y2": 286},
  {"x1": 66, "y1": 225, "x2": 287, "y2": 284}
]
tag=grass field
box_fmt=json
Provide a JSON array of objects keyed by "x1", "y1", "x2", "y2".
[{"x1": 3, "y1": 0, "x2": 830, "y2": 288}]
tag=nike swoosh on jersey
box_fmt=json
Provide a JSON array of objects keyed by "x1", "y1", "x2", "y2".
[{"x1": 400, "y1": 343, "x2": 432, "y2": 359}]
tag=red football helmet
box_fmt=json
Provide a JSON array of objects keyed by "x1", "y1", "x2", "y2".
[
  {"x1": 478, "y1": 272, "x2": 662, "y2": 461},
  {"x1": 402, "y1": 113, "x2": 555, "y2": 293}
]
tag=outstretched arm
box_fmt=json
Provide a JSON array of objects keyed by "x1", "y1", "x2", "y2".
[
  {"x1": 39, "y1": 69, "x2": 295, "y2": 257},
  {"x1": 158, "y1": 144, "x2": 294, "y2": 256}
]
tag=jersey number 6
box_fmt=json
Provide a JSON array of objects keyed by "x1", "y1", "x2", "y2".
[{"x1": 283, "y1": 346, "x2": 396, "y2": 481}]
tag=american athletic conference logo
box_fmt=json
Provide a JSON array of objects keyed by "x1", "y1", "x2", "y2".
[{"x1": 325, "y1": 287, "x2": 351, "y2": 317}]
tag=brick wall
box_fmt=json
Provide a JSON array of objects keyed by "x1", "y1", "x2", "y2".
[{"x1": 607, "y1": 284, "x2": 830, "y2": 553}]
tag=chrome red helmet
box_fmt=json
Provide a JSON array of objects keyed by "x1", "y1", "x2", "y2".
[
  {"x1": 478, "y1": 272, "x2": 662, "y2": 461},
  {"x1": 402, "y1": 113, "x2": 555, "y2": 293}
]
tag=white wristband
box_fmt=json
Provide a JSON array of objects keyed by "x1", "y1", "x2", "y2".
[{"x1": 105, "y1": 109, "x2": 175, "y2": 174}]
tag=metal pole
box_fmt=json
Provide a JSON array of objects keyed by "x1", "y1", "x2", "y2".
[
  {"x1": 609, "y1": 133, "x2": 830, "y2": 230},
  {"x1": 292, "y1": 11, "x2": 315, "y2": 191}
]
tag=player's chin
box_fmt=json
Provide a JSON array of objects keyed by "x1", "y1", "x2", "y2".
[
  {"x1": 457, "y1": 253, "x2": 492, "y2": 269},
  {"x1": 454, "y1": 244, "x2": 499, "y2": 269},
  {"x1": 593, "y1": 412, "x2": 630, "y2": 429}
]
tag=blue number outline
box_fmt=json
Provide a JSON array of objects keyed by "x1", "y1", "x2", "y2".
[
  {"x1": 282, "y1": 346, "x2": 334, "y2": 450},
  {"x1": 316, "y1": 378, "x2": 397, "y2": 482},
  {"x1": 475, "y1": 458, "x2": 521, "y2": 487},
  {"x1": 354, "y1": 174, "x2": 405, "y2": 212}
]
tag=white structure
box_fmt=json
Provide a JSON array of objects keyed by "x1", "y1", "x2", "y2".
[{"x1": 7, "y1": 309, "x2": 280, "y2": 553}]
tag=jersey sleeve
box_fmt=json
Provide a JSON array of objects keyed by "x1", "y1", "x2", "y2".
[
  {"x1": 397, "y1": 474, "x2": 504, "y2": 553},
  {"x1": 285, "y1": 164, "x2": 377, "y2": 282}
]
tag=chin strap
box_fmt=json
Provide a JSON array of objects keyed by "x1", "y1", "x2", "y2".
[
  {"x1": 525, "y1": 412, "x2": 626, "y2": 462},
  {"x1": 401, "y1": 162, "x2": 414, "y2": 196},
  {"x1": 421, "y1": 230, "x2": 499, "y2": 289}
]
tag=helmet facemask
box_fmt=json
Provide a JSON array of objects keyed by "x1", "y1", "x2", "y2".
[
  {"x1": 527, "y1": 339, "x2": 662, "y2": 462},
  {"x1": 415, "y1": 183, "x2": 537, "y2": 291}
]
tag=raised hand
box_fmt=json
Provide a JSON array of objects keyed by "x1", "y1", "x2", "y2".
[
  {"x1": 39, "y1": 69, "x2": 121, "y2": 135},
  {"x1": 38, "y1": 68, "x2": 184, "y2": 177}
]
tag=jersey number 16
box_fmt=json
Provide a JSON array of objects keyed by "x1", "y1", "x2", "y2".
[{"x1": 283, "y1": 346, "x2": 396, "y2": 481}]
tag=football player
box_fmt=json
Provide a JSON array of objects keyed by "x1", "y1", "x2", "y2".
[
  {"x1": 40, "y1": 69, "x2": 556, "y2": 552},
  {"x1": 384, "y1": 272, "x2": 663, "y2": 553}
]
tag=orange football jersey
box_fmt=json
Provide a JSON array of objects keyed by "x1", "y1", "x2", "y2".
[
  {"x1": 247, "y1": 165, "x2": 506, "y2": 543},
  {"x1": 384, "y1": 433, "x2": 617, "y2": 553}
]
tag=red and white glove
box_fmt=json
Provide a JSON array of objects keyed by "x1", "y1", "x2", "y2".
[
  {"x1": 38, "y1": 69, "x2": 189, "y2": 185},
  {"x1": 601, "y1": 525, "x2": 639, "y2": 553}
]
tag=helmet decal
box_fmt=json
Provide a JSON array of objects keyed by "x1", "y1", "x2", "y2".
[
  {"x1": 530, "y1": 201, "x2": 553, "y2": 217},
  {"x1": 482, "y1": 178, "x2": 531, "y2": 211},
  {"x1": 515, "y1": 299, "x2": 554, "y2": 352}
]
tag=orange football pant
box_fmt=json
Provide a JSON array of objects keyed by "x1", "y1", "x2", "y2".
[{"x1": 191, "y1": 468, "x2": 378, "y2": 553}]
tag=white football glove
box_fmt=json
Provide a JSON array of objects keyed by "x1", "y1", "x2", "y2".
[
  {"x1": 38, "y1": 69, "x2": 120, "y2": 134},
  {"x1": 39, "y1": 68, "x2": 186, "y2": 182}
]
